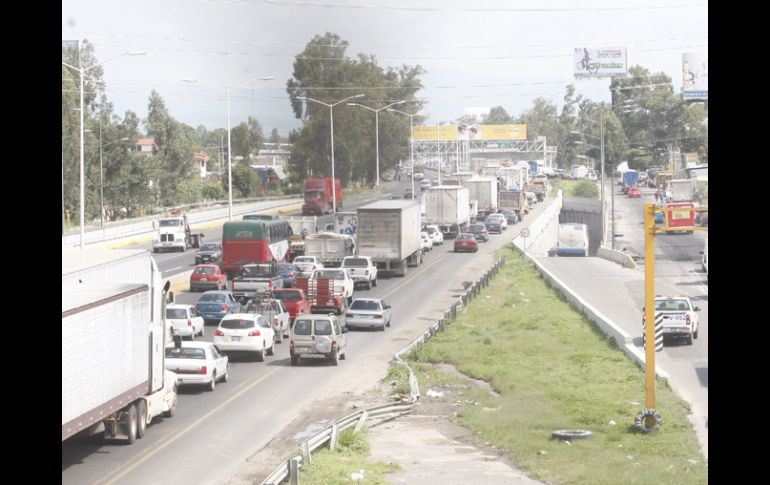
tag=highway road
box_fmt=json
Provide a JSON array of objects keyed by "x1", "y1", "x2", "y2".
[
  {"x1": 537, "y1": 180, "x2": 708, "y2": 456},
  {"x1": 62, "y1": 175, "x2": 551, "y2": 484}
]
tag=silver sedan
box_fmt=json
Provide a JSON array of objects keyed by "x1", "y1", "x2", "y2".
[{"x1": 345, "y1": 298, "x2": 392, "y2": 331}]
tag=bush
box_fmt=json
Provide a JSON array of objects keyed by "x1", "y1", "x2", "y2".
[{"x1": 573, "y1": 180, "x2": 599, "y2": 198}]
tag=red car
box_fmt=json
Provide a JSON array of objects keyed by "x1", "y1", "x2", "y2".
[
  {"x1": 272, "y1": 288, "x2": 312, "y2": 324},
  {"x1": 454, "y1": 233, "x2": 479, "y2": 253},
  {"x1": 189, "y1": 264, "x2": 228, "y2": 292},
  {"x1": 628, "y1": 186, "x2": 641, "y2": 198}
]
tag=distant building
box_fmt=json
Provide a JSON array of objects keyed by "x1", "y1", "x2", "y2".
[
  {"x1": 193, "y1": 151, "x2": 210, "y2": 178},
  {"x1": 133, "y1": 137, "x2": 156, "y2": 154}
]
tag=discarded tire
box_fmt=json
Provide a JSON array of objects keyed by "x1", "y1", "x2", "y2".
[
  {"x1": 551, "y1": 429, "x2": 593, "y2": 441},
  {"x1": 634, "y1": 409, "x2": 663, "y2": 433}
]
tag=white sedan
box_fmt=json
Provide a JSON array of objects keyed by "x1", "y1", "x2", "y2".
[
  {"x1": 166, "y1": 304, "x2": 205, "y2": 339},
  {"x1": 420, "y1": 231, "x2": 433, "y2": 252},
  {"x1": 214, "y1": 313, "x2": 276, "y2": 361},
  {"x1": 425, "y1": 224, "x2": 444, "y2": 245},
  {"x1": 165, "y1": 341, "x2": 228, "y2": 391},
  {"x1": 345, "y1": 298, "x2": 392, "y2": 331}
]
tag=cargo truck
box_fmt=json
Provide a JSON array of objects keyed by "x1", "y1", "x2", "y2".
[
  {"x1": 282, "y1": 215, "x2": 318, "y2": 258},
  {"x1": 303, "y1": 232, "x2": 356, "y2": 267},
  {"x1": 356, "y1": 200, "x2": 423, "y2": 277},
  {"x1": 62, "y1": 248, "x2": 177, "y2": 444},
  {"x1": 622, "y1": 170, "x2": 640, "y2": 193},
  {"x1": 424, "y1": 185, "x2": 471, "y2": 239},
  {"x1": 498, "y1": 190, "x2": 529, "y2": 220},
  {"x1": 464, "y1": 177, "x2": 498, "y2": 220},
  {"x1": 667, "y1": 179, "x2": 696, "y2": 203}
]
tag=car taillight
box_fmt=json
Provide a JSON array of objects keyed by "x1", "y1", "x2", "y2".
[
  {"x1": 289, "y1": 272, "x2": 295, "y2": 277},
  {"x1": 221, "y1": 305, "x2": 228, "y2": 311},
  {"x1": 188, "y1": 319, "x2": 192, "y2": 327},
  {"x1": 215, "y1": 329, "x2": 224, "y2": 336},
  {"x1": 200, "y1": 366, "x2": 207, "y2": 375},
  {"x1": 686, "y1": 314, "x2": 691, "y2": 326},
  {"x1": 268, "y1": 281, "x2": 272, "y2": 289},
  {"x1": 248, "y1": 330, "x2": 261, "y2": 337},
  {"x1": 364, "y1": 270, "x2": 369, "y2": 276},
  {"x1": 331, "y1": 340, "x2": 337, "y2": 349}
]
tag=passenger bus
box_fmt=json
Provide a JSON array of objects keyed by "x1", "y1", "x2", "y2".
[{"x1": 221, "y1": 220, "x2": 292, "y2": 277}]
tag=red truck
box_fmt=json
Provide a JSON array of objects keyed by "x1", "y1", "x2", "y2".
[
  {"x1": 664, "y1": 202, "x2": 695, "y2": 234},
  {"x1": 295, "y1": 277, "x2": 347, "y2": 315},
  {"x1": 302, "y1": 177, "x2": 342, "y2": 215},
  {"x1": 273, "y1": 288, "x2": 312, "y2": 324}
]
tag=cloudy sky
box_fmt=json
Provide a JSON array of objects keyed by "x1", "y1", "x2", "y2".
[{"x1": 62, "y1": 0, "x2": 708, "y2": 136}]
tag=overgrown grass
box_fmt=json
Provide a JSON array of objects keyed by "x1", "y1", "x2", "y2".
[
  {"x1": 299, "y1": 428, "x2": 401, "y2": 484},
  {"x1": 382, "y1": 362, "x2": 411, "y2": 395},
  {"x1": 405, "y1": 246, "x2": 707, "y2": 484}
]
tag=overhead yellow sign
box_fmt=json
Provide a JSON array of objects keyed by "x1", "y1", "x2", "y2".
[{"x1": 412, "y1": 124, "x2": 527, "y2": 141}]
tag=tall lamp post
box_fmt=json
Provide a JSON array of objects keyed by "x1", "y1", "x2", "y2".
[
  {"x1": 347, "y1": 100, "x2": 405, "y2": 188},
  {"x1": 298, "y1": 94, "x2": 365, "y2": 213},
  {"x1": 182, "y1": 76, "x2": 275, "y2": 221},
  {"x1": 386, "y1": 108, "x2": 420, "y2": 200},
  {"x1": 62, "y1": 47, "x2": 147, "y2": 248}
]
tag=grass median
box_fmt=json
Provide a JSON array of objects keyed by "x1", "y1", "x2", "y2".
[{"x1": 395, "y1": 245, "x2": 706, "y2": 484}]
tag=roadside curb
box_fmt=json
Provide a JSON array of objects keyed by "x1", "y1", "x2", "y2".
[{"x1": 597, "y1": 247, "x2": 636, "y2": 269}]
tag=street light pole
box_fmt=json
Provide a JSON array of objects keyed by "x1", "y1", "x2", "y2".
[
  {"x1": 182, "y1": 76, "x2": 275, "y2": 220},
  {"x1": 600, "y1": 111, "x2": 605, "y2": 246},
  {"x1": 62, "y1": 47, "x2": 147, "y2": 249},
  {"x1": 299, "y1": 94, "x2": 365, "y2": 213},
  {"x1": 386, "y1": 108, "x2": 419, "y2": 200},
  {"x1": 347, "y1": 100, "x2": 405, "y2": 188}
]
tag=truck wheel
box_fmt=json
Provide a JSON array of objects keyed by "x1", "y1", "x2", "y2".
[
  {"x1": 330, "y1": 349, "x2": 339, "y2": 366},
  {"x1": 373, "y1": 278, "x2": 377, "y2": 287},
  {"x1": 267, "y1": 337, "x2": 275, "y2": 356},
  {"x1": 291, "y1": 355, "x2": 299, "y2": 366},
  {"x1": 686, "y1": 334, "x2": 693, "y2": 345},
  {"x1": 136, "y1": 400, "x2": 147, "y2": 439},
  {"x1": 209, "y1": 373, "x2": 217, "y2": 391},
  {"x1": 693, "y1": 328, "x2": 699, "y2": 339},
  {"x1": 222, "y1": 364, "x2": 229, "y2": 383},
  {"x1": 124, "y1": 404, "x2": 138, "y2": 445}
]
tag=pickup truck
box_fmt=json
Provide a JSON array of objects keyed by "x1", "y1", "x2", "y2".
[
  {"x1": 244, "y1": 297, "x2": 291, "y2": 343},
  {"x1": 296, "y1": 268, "x2": 354, "y2": 315},
  {"x1": 273, "y1": 288, "x2": 313, "y2": 324},
  {"x1": 292, "y1": 256, "x2": 324, "y2": 276},
  {"x1": 341, "y1": 256, "x2": 378, "y2": 290},
  {"x1": 231, "y1": 262, "x2": 284, "y2": 303}
]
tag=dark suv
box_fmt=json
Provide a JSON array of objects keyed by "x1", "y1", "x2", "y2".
[{"x1": 467, "y1": 223, "x2": 489, "y2": 242}]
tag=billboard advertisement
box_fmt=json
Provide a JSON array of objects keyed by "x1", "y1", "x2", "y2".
[
  {"x1": 412, "y1": 124, "x2": 527, "y2": 141},
  {"x1": 574, "y1": 47, "x2": 627, "y2": 78},
  {"x1": 682, "y1": 53, "x2": 708, "y2": 100}
]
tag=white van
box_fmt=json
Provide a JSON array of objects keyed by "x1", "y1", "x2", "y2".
[{"x1": 556, "y1": 223, "x2": 589, "y2": 257}]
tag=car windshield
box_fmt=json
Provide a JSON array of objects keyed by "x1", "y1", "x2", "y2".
[
  {"x1": 343, "y1": 258, "x2": 367, "y2": 267},
  {"x1": 165, "y1": 347, "x2": 205, "y2": 359},
  {"x1": 314, "y1": 320, "x2": 332, "y2": 335},
  {"x1": 159, "y1": 219, "x2": 181, "y2": 227},
  {"x1": 655, "y1": 299, "x2": 690, "y2": 311},
  {"x1": 199, "y1": 293, "x2": 226, "y2": 303},
  {"x1": 166, "y1": 308, "x2": 188, "y2": 319},
  {"x1": 200, "y1": 244, "x2": 219, "y2": 251},
  {"x1": 242, "y1": 265, "x2": 274, "y2": 277},
  {"x1": 315, "y1": 270, "x2": 343, "y2": 279},
  {"x1": 458, "y1": 234, "x2": 473, "y2": 240},
  {"x1": 293, "y1": 319, "x2": 313, "y2": 335},
  {"x1": 220, "y1": 319, "x2": 255, "y2": 329},
  {"x1": 426, "y1": 227, "x2": 436, "y2": 234},
  {"x1": 194, "y1": 266, "x2": 215, "y2": 275},
  {"x1": 469, "y1": 224, "x2": 484, "y2": 231},
  {"x1": 274, "y1": 291, "x2": 300, "y2": 301},
  {"x1": 350, "y1": 300, "x2": 381, "y2": 311}
]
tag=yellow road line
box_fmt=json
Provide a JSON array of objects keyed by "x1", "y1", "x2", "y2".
[{"x1": 100, "y1": 367, "x2": 280, "y2": 485}]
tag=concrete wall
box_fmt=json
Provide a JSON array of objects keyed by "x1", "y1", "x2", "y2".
[
  {"x1": 597, "y1": 247, "x2": 636, "y2": 269},
  {"x1": 511, "y1": 191, "x2": 561, "y2": 256}
]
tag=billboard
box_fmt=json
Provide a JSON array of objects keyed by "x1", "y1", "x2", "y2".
[
  {"x1": 682, "y1": 53, "x2": 708, "y2": 100},
  {"x1": 574, "y1": 47, "x2": 627, "y2": 79},
  {"x1": 412, "y1": 124, "x2": 526, "y2": 141}
]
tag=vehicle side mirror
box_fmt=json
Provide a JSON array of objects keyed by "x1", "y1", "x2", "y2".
[
  {"x1": 694, "y1": 306, "x2": 701, "y2": 311},
  {"x1": 342, "y1": 326, "x2": 348, "y2": 333}
]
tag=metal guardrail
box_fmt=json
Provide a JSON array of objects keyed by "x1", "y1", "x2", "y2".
[
  {"x1": 62, "y1": 196, "x2": 302, "y2": 248},
  {"x1": 261, "y1": 257, "x2": 507, "y2": 485}
]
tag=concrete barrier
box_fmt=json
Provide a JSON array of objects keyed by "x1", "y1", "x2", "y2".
[{"x1": 597, "y1": 247, "x2": 636, "y2": 269}]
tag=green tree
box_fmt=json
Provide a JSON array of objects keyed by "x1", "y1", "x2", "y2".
[
  {"x1": 232, "y1": 161, "x2": 261, "y2": 198},
  {"x1": 269, "y1": 127, "x2": 282, "y2": 144},
  {"x1": 231, "y1": 116, "x2": 265, "y2": 159},
  {"x1": 484, "y1": 106, "x2": 513, "y2": 124},
  {"x1": 573, "y1": 180, "x2": 599, "y2": 198}
]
